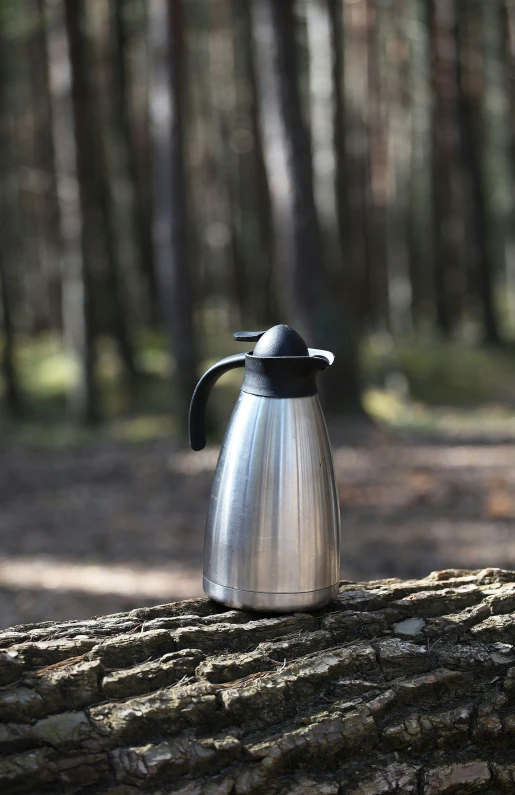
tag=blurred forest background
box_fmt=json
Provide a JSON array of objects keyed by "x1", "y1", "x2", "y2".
[{"x1": 3, "y1": 0, "x2": 515, "y2": 628}]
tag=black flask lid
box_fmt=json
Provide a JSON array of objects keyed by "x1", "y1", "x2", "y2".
[{"x1": 234, "y1": 324, "x2": 330, "y2": 398}]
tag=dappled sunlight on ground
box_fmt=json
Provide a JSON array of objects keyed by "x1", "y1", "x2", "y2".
[
  {"x1": 2, "y1": 427, "x2": 515, "y2": 628},
  {"x1": 0, "y1": 556, "x2": 203, "y2": 599},
  {"x1": 337, "y1": 441, "x2": 515, "y2": 579}
]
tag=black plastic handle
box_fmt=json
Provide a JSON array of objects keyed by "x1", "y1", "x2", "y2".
[
  {"x1": 233, "y1": 331, "x2": 266, "y2": 342},
  {"x1": 189, "y1": 354, "x2": 246, "y2": 451}
]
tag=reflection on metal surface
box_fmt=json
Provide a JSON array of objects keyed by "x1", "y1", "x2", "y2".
[
  {"x1": 203, "y1": 393, "x2": 340, "y2": 611},
  {"x1": 203, "y1": 578, "x2": 338, "y2": 613}
]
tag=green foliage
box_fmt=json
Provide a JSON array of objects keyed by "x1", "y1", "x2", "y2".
[
  {"x1": 0, "y1": 0, "x2": 38, "y2": 38},
  {"x1": 3, "y1": 332, "x2": 515, "y2": 447},
  {"x1": 0, "y1": 331, "x2": 243, "y2": 447},
  {"x1": 363, "y1": 336, "x2": 515, "y2": 437},
  {"x1": 364, "y1": 336, "x2": 515, "y2": 406}
]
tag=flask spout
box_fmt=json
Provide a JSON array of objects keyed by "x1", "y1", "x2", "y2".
[{"x1": 308, "y1": 349, "x2": 335, "y2": 367}]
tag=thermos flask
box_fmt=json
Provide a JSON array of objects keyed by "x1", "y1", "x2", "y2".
[{"x1": 189, "y1": 324, "x2": 340, "y2": 612}]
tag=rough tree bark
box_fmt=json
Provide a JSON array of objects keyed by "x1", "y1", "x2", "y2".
[{"x1": 2, "y1": 569, "x2": 515, "y2": 794}]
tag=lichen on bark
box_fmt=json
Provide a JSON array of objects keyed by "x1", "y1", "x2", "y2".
[{"x1": 1, "y1": 568, "x2": 515, "y2": 794}]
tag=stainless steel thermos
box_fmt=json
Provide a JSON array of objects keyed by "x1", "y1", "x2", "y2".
[{"x1": 189, "y1": 324, "x2": 340, "y2": 612}]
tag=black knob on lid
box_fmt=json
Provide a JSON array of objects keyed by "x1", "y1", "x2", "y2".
[{"x1": 252, "y1": 324, "x2": 309, "y2": 357}]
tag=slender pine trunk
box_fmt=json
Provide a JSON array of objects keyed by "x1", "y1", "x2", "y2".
[
  {"x1": 110, "y1": 0, "x2": 158, "y2": 327},
  {"x1": 341, "y1": 0, "x2": 371, "y2": 330},
  {"x1": 150, "y1": 0, "x2": 198, "y2": 429},
  {"x1": 407, "y1": 0, "x2": 433, "y2": 330},
  {"x1": 456, "y1": 2, "x2": 501, "y2": 346},
  {"x1": 0, "y1": 13, "x2": 22, "y2": 417},
  {"x1": 240, "y1": 1, "x2": 278, "y2": 325},
  {"x1": 268, "y1": 0, "x2": 364, "y2": 416},
  {"x1": 90, "y1": 6, "x2": 140, "y2": 383},
  {"x1": 327, "y1": 0, "x2": 348, "y2": 267},
  {"x1": 63, "y1": 0, "x2": 100, "y2": 423},
  {"x1": 428, "y1": 0, "x2": 468, "y2": 339},
  {"x1": 0, "y1": 243, "x2": 22, "y2": 418},
  {"x1": 32, "y1": 0, "x2": 63, "y2": 330},
  {"x1": 231, "y1": 0, "x2": 278, "y2": 326}
]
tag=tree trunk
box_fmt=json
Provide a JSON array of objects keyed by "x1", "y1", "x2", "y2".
[
  {"x1": 205, "y1": 0, "x2": 249, "y2": 330},
  {"x1": 477, "y1": 0, "x2": 512, "y2": 346},
  {"x1": 327, "y1": 0, "x2": 347, "y2": 277},
  {"x1": 31, "y1": 0, "x2": 64, "y2": 330},
  {"x1": 407, "y1": 0, "x2": 433, "y2": 330},
  {"x1": 0, "y1": 240, "x2": 22, "y2": 418},
  {"x1": 384, "y1": 0, "x2": 412, "y2": 336},
  {"x1": 455, "y1": 2, "x2": 501, "y2": 347},
  {"x1": 232, "y1": 0, "x2": 278, "y2": 327},
  {"x1": 149, "y1": 0, "x2": 198, "y2": 429},
  {"x1": 267, "y1": 0, "x2": 326, "y2": 343},
  {"x1": 0, "y1": 16, "x2": 22, "y2": 418},
  {"x1": 266, "y1": 0, "x2": 364, "y2": 417},
  {"x1": 2, "y1": 569, "x2": 515, "y2": 794},
  {"x1": 62, "y1": 0, "x2": 100, "y2": 423},
  {"x1": 365, "y1": 0, "x2": 390, "y2": 333},
  {"x1": 428, "y1": 0, "x2": 463, "y2": 338},
  {"x1": 342, "y1": 0, "x2": 371, "y2": 330},
  {"x1": 110, "y1": 0, "x2": 158, "y2": 329},
  {"x1": 14, "y1": 2, "x2": 48, "y2": 335},
  {"x1": 305, "y1": 0, "x2": 342, "y2": 281},
  {"x1": 90, "y1": 2, "x2": 140, "y2": 384}
]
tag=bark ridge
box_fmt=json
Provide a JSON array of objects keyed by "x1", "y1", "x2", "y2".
[{"x1": 1, "y1": 568, "x2": 515, "y2": 794}]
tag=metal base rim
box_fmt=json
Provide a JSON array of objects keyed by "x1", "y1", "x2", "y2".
[{"x1": 203, "y1": 577, "x2": 338, "y2": 613}]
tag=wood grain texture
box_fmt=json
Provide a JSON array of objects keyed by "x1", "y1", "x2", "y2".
[{"x1": 1, "y1": 568, "x2": 515, "y2": 794}]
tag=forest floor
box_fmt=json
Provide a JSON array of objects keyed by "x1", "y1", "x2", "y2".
[
  {"x1": 3, "y1": 335, "x2": 515, "y2": 629},
  {"x1": 2, "y1": 418, "x2": 515, "y2": 629}
]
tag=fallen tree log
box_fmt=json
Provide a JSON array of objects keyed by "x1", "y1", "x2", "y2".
[{"x1": 1, "y1": 568, "x2": 515, "y2": 794}]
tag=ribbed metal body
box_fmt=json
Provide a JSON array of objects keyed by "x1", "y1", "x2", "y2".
[{"x1": 203, "y1": 392, "x2": 340, "y2": 611}]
